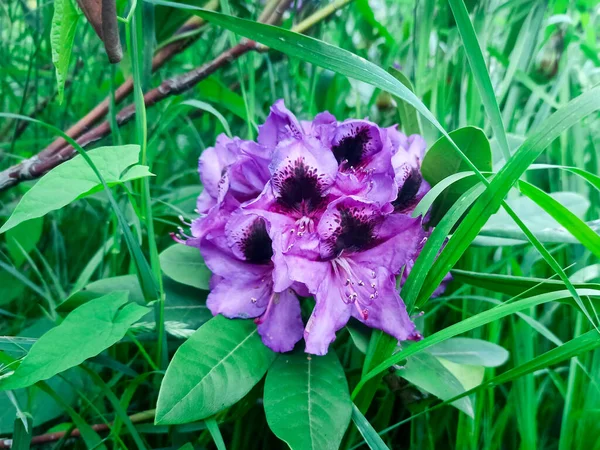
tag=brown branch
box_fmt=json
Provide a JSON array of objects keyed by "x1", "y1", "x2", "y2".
[
  {"x1": 30, "y1": 0, "x2": 219, "y2": 165},
  {"x1": 0, "y1": 0, "x2": 353, "y2": 192},
  {"x1": 0, "y1": 409, "x2": 155, "y2": 448}
]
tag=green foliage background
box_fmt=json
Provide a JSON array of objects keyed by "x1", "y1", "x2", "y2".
[{"x1": 0, "y1": 0, "x2": 599, "y2": 448}]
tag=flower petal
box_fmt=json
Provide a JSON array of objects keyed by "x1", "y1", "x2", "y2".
[
  {"x1": 207, "y1": 275, "x2": 271, "y2": 319},
  {"x1": 257, "y1": 288, "x2": 304, "y2": 352},
  {"x1": 269, "y1": 137, "x2": 338, "y2": 216},
  {"x1": 304, "y1": 264, "x2": 352, "y2": 355},
  {"x1": 351, "y1": 267, "x2": 420, "y2": 341},
  {"x1": 258, "y1": 99, "x2": 304, "y2": 147}
]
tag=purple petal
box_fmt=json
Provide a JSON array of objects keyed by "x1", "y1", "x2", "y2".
[
  {"x1": 256, "y1": 288, "x2": 304, "y2": 352},
  {"x1": 258, "y1": 99, "x2": 304, "y2": 147},
  {"x1": 207, "y1": 275, "x2": 271, "y2": 319},
  {"x1": 269, "y1": 137, "x2": 338, "y2": 217},
  {"x1": 350, "y1": 267, "x2": 420, "y2": 341},
  {"x1": 225, "y1": 213, "x2": 274, "y2": 264},
  {"x1": 317, "y1": 196, "x2": 393, "y2": 260},
  {"x1": 304, "y1": 265, "x2": 352, "y2": 355}
]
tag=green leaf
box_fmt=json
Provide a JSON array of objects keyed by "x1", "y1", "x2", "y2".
[
  {"x1": 155, "y1": 315, "x2": 275, "y2": 424},
  {"x1": 450, "y1": 269, "x2": 600, "y2": 298},
  {"x1": 416, "y1": 85, "x2": 600, "y2": 306},
  {"x1": 476, "y1": 191, "x2": 591, "y2": 246},
  {"x1": 350, "y1": 403, "x2": 390, "y2": 450},
  {"x1": 50, "y1": 0, "x2": 80, "y2": 103},
  {"x1": 0, "y1": 145, "x2": 153, "y2": 234},
  {"x1": 352, "y1": 288, "x2": 600, "y2": 397},
  {"x1": 5, "y1": 218, "x2": 43, "y2": 267},
  {"x1": 181, "y1": 100, "x2": 232, "y2": 137},
  {"x1": 388, "y1": 67, "x2": 422, "y2": 136},
  {"x1": 11, "y1": 415, "x2": 33, "y2": 450},
  {"x1": 447, "y1": 0, "x2": 510, "y2": 161},
  {"x1": 264, "y1": 351, "x2": 352, "y2": 450},
  {"x1": 518, "y1": 180, "x2": 600, "y2": 258},
  {"x1": 0, "y1": 291, "x2": 149, "y2": 390},
  {"x1": 421, "y1": 126, "x2": 492, "y2": 223},
  {"x1": 205, "y1": 417, "x2": 227, "y2": 450},
  {"x1": 428, "y1": 337, "x2": 509, "y2": 367},
  {"x1": 159, "y1": 244, "x2": 212, "y2": 290},
  {"x1": 400, "y1": 351, "x2": 475, "y2": 417}
]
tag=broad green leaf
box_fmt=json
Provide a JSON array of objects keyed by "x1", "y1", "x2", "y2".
[
  {"x1": 351, "y1": 403, "x2": 390, "y2": 450},
  {"x1": 155, "y1": 315, "x2": 275, "y2": 424},
  {"x1": 0, "y1": 145, "x2": 153, "y2": 234},
  {"x1": 388, "y1": 67, "x2": 422, "y2": 136},
  {"x1": 0, "y1": 291, "x2": 149, "y2": 390},
  {"x1": 518, "y1": 180, "x2": 600, "y2": 258},
  {"x1": 428, "y1": 337, "x2": 509, "y2": 367},
  {"x1": 476, "y1": 191, "x2": 591, "y2": 246},
  {"x1": 421, "y1": 126, "x2": 492, "y2": 223},
  {"x1": 352, "y1": 288, "x2": 600, "y2": 397},
  {"x1": 5, "y1": 218, "x2": 43, "y2": 266},
  {"x1": 400, "y1": 351, "x2": 475, "y2": 417},
  {"x1": 450, "y1": 269, "x2": 600, "y2": 298},
  {"x1": 447, "y1": 0, "x2": 510, "y2": 161},
  {"x1": 50, "y1": 0, "x2": 80, "y2": 103},
  {"x1": 438, "y1": 358, "x2": 485, "y2": 391},
  {"x1": 160, "y1": 244, "x2": 212, "y2": 290},
  {"x1": 264, "y1": 351, "x2": 352, "y2": 450}
]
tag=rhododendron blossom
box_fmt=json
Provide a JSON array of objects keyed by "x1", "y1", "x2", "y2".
[{"x1": 178, "y1": 100, "x2": 444, "y2": 355}]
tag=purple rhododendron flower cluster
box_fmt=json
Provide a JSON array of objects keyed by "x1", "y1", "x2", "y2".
[{"x1": 178, "y1": 100, "x2": 441, "y2": 355}]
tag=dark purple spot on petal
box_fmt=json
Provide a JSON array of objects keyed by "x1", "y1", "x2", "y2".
[
  {"x1": 273, "y1": 158, "x2": 326, "y2": 215},
  {"x1": 393, "y1": 167, "x2": 422, "y2": 211},
  {"x1": 329, "y1": 207, "x2": 377, "y2": 255},
  {"x1": 332, "y1": 127, "x2": 370, "y2": 168},
  {"x1": 241, "y1": 219, "x2": 273, "y2": 264}
]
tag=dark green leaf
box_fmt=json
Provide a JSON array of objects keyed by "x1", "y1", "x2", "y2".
[
  {"x1": 264, "y1": 351, "x2": 352, "y2": 450},
  {"x1": 0, "y1": 291, "x2": 149, "y2": 390},
  {"x1": 155, "y1": 315, "x2": 275, "y2": 424},
  {"x1": 160, "y1": 244, "x2": 212, "y2": 290}
]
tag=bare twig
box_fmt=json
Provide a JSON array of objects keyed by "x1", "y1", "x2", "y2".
[
  {"x1": 0, "y1": 0, "x2": 352, "y2": 192},
  {"x1": 0, "y1": 409, "x2": 156, "y2": 448}
]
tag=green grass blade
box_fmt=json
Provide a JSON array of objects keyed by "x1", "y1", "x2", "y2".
[
  {"x1": 519, "y1": 180, "x2": 600, "y2": 258},
  {"x1": 447, "y1": 0, "x2": 510, "y2": 161},
  {"x1": 353, "y1": 288, "x2": 600, "y2": 397},
  {"x1": 416, "y1": 86, "x2": 600, "y2": 305},
  {"x1": 351, "y1": 403, "x2": 390, "y2": 450}
]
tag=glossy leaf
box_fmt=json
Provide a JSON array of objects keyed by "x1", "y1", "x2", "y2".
[
  {"x1": 421, "y1": 126, "x2": 492, "y2": 223},
  {"x1": 0, "y1": 145, "x2": 153, "y2": 234},
  {"x1": 428, "y1": 337, "x2": 509, "y2": 367},
  {"x1": 155, "y1": 315, "x2": 275, "y2": 424},
  {"x1": 264, "y1": 351, "x2": 352, "y2": 450},
  {"x1": 0, "y1": 291, "x2": 148, "y2": 390},
  {"x1": 159, "y1": 244, "x2": 212, "y2": 290},
  {"x1": 400, "y1": 351, "x2": 475, "y2": 417}
]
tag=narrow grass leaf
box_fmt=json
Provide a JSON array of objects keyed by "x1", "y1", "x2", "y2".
[
  {"x1": 351, "y1": 403, "x2": 390, "y2": 450},
  {"x1": 205, "y1": 418, "x2": 227, "y2": 450},
  {"x1": 447, "y1": 0, "x2": 510, "y2": 160},
  {"x1": 353, "y1": 288, "x2": 600, "y2": 397},
  {"x1": 518, "y1": 180, "x2": 600, "y2": 258}
]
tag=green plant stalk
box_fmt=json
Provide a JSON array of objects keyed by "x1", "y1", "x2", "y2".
[{"x1": 127, "y1": 1, "x2": 166, "y2": 368}]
